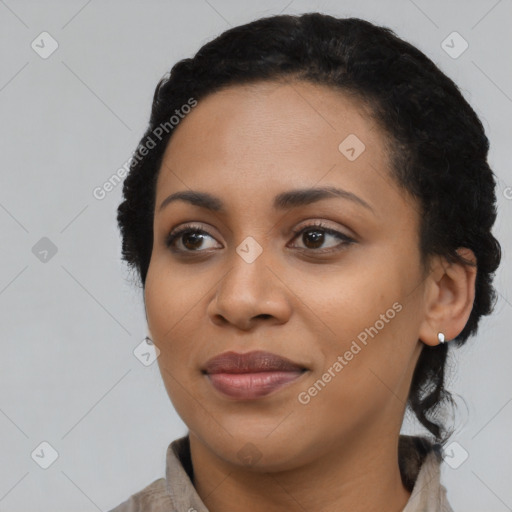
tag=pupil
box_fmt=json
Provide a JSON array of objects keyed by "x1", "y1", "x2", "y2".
[
  {"x1": 184, "y1": 232, "x2": 203, "y2": 250},
  {"x1": 304, "y1": 230, "x2": 323, "y2": 249}
]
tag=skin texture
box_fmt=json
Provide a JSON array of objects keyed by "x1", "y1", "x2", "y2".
[{"x1": 144, "y1": 80, "x2": 476, "y2": 512}]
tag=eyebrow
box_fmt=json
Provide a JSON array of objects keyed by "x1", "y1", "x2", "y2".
[{"x1": 158, "y1": 186, "x2": 375, "y2": 215}]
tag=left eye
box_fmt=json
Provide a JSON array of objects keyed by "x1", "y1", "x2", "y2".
[{"x1": 289, "y1": 223, "x2": 354, "y2": 251}]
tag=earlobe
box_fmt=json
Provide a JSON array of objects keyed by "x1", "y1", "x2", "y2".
[{"x1": 418, "y1": 248, "x2": 477, "y2": 347}]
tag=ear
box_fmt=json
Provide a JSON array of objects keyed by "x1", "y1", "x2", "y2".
[{"x1": 418, "y1": 248, "x2": 477, "y2": 346}]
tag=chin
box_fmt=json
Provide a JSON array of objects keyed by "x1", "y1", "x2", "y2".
[{"x1": 195, "y1": 426, "x2": 314, "y2": 472}]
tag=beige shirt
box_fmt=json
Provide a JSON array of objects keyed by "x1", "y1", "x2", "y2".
[{"x1": 109, "y1": 434, "x2": 454, "y2": 512}]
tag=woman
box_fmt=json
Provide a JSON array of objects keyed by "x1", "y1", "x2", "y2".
[{"x1": 111, "y1": 12, "x2": 501, "y2": 512}]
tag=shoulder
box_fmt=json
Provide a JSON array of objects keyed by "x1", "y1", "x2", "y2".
[
  {"x1": 108, "y1": 477, "x2": 174, "y2": 512},
  {"x1": 399, "y1": 435, "x2": 454, "y2": 512},
  {"x1": 398, "y1": 434, "x2": 438, "y2": 492}
]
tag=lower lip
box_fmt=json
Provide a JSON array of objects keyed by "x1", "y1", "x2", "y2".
[{"x1": 206, "y1": 371, "x2": 305, "y2": 399}]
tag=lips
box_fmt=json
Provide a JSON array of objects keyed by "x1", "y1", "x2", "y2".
[
  {"x1": 203, "y1": 350, "x2": 307, "y2": 400},
  {"x1": 203, "y1": 350, "x2": 305, "y2": 374}
]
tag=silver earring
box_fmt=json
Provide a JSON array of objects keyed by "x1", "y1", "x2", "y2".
[{"x1": 437, "y1": 332, "x2": 446, "y2": 344}]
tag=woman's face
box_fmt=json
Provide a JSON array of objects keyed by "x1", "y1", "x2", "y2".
[{"x1": 145, "y1": 80, "x2": 430, "y2": 470}]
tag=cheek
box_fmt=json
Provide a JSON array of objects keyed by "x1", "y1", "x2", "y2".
[
  {"x1": 145, "y1": 274, "x2": 188, "y2": 379},
  {"x1": 145, "y1": 262, "x2": 201, "y2": 340},
  {"x1": 302, "y1": 262, "x2": 412, "y2": 388},
  {"x1": 306, "y1": 261, "x2": 396, "y2": 339},
  {"x1": 305, "y1": 294, "x2": 418, "y2": 430},
  {"x1": 296, "y1": 318, "x2": 413, "y2": 436}
]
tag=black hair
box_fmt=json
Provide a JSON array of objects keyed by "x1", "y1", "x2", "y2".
[{"x1": 117, "y1": 12, "x2": 501, "y2": 445}]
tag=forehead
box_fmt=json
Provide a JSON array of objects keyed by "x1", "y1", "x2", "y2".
[
  {"x1": 160, "y1": 79, "x2": 384, "y2": 165},
  {"x1": 154, "y1": 80, "x2": 406, "y2": 221}
]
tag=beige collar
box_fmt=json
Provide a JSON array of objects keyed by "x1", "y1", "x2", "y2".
[{"x1": 165, "y1": 434, "x2": 454, "y2": 512}]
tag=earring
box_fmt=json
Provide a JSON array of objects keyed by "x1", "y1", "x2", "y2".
[{"x1": 437, "y1": 332, "x2": 446, "y2": 344}]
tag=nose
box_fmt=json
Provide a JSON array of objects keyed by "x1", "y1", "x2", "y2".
[{"x1": 207, "y1": 247, "x2": 292, "y2": 331}]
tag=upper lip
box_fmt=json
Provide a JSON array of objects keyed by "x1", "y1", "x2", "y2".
[{"x1": 203, "y1": 350, "x2": 306, "y2": 374}]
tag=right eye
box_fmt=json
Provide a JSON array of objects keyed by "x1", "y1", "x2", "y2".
[{"x1": 165, "y1": 224, "x2": 222, "y2": 253}]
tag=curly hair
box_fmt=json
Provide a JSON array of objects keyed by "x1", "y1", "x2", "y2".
[{"x1": 117, "y1": 13, "x2": 501, "y2": 445}]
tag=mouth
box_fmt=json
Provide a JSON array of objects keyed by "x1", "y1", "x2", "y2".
[{"x1": 202, "y1": 350, "x2": 308, "y2": 400}]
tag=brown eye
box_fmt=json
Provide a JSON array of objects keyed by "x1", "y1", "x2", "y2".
[
  {"x1": 300, "y1": 229, "x2": 325, "y2": 249},
  {"x1": 166, "y1": 225, "x2": 221, "y2": 252},
  {"x1": 180, "y1": 231, "x2": 207, "y2": 250},
  {"x1": 290, "y1": 222, "x2": 355, "y2": 252}
]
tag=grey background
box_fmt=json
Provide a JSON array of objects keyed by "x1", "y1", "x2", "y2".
[{"x1": 1, "y1": 0, "x2": 510, "y2": 510}]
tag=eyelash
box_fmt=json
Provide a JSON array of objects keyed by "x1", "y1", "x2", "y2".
[{"x1": 165, "y1": 221, "x2": 355, "y2": 255}]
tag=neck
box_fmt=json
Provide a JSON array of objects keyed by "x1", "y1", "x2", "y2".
[{"x1": 189, "y1": 430, "x2": 411, "y2": 512}]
